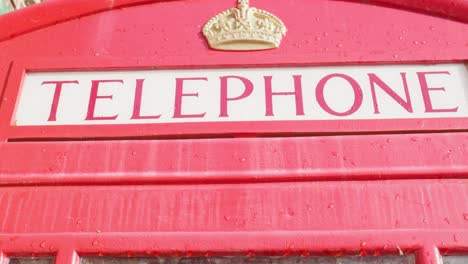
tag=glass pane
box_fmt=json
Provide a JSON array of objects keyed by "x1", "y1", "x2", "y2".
[
  {"x1": 443, "y1": 256, "x2": 468, "y2": 264},
  {"x1": 81, "y1": 255, "x2": 415, "y2": 264},
  {"x1": 8, "y1": 258, "x2": 54, "y2": 264}
]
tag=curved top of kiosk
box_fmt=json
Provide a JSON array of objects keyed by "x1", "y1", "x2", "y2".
[{"x1": 0, "y1": 0, "x2": 467, "y2": 41}]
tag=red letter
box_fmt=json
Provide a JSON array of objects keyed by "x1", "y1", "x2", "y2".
[
  {"x1": 173, "y1": 77, "x2": 207, "y2": 118},
  {"x1": 417, "y1": 71, "x2": 458, "y2": 113},
  {"x1": 85, "y1": 79, "x2": 123, "y2": 121},
  {"x1": 265, "y1": 75, "x2": 304, "y2": 116},
  {"x1": 42, "y1": 80, "x2": 79, "y2": 121},
  {"x1": 369, "y1": 73, "x2": 413, "y2": 114},
  {"x1": 316, "y1": 74, "x2": 363, "y2": 116},
  {"x1": 131, "y1": 79, "x2": 162, "y2": 120},
  {"x1": 219, "y1": 76, "x2": 253, "y2": 117}
]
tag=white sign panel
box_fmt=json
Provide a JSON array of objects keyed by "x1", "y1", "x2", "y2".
[{"x1": 14, "y1": 64, "x2": 468, "y2": 126}]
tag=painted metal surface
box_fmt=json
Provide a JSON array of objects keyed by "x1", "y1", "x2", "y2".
[
  {"x1": 0, "y1": 133, "x2": 467, "y2": 185},
  {"x1": 0, "y1": 181, "x2": 466, "y2": 261},
  {"x1": 0, "y1": 0, "x2": 467, "y2": 264}
]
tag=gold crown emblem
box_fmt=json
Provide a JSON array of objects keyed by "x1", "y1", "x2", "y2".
[{"x1": 203, "y1": 0, "x2": 287, "y2": 51}]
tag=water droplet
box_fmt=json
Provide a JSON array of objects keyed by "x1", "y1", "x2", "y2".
[
  {"x1": 463, "y1": 213, "x2": 468, "y2": 220},
  {"x1": 239, "y1": 157, "x2": 246, "y2": 162},
  {"x1": 40, "y1": 241, "x2": 46, "y2": 248},
  {"x1": 360, "y1": 241, "x2": 367, "y2": 247},
  {"x1": 336, "y1": 43, "x2": 343, "y2": 48},
  {"x1": 413, "y1": 41, "x2": 419, "y2": 44},
  {"x1": 92, "y1": 240, "x2": 99, "y2": 246},
  {"x1": 395, "y1": 219, "x2": 400, "y2": 227}
]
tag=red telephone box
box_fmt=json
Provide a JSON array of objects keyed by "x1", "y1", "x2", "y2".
[{"x1": 0, "y1": 0, "x2": 468, "y2": 263}]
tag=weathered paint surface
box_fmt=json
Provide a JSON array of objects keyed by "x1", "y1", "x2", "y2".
[
  {"x1": 0, "y1": 0, "x2": 467, "y2": 264},
  {"x1": 0, "y1": 133, "x2": 467, "y2": 185}
]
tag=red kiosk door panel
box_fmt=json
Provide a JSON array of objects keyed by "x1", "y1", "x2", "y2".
[{"x1": 0, "y1": 0, "x2": 467, "y2": 263}]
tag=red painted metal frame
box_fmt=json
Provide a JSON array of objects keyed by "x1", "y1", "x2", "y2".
[
  {"x1": 0, "y1": 180, "x2": 467, "y2": 263},
  {"x1": 1, "y1": 0, "x2": 468, "y2": 42},
  {"x1": 0, "y1": 0, "x2": 468, "y2": 264},
  {"x1": 0, "y1": 133, "x2": 468, "y2": 186}
]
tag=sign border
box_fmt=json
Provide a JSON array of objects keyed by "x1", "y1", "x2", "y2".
[{"x1": 1, "y1": 58, "x2": 468, "y2": 141}]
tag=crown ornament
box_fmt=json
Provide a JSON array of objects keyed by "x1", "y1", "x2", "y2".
[{"x1": 203, "y1": 0, "x2": 287, "y2": 51}]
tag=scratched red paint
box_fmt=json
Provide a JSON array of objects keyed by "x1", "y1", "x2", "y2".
[{"x1": 0, "y1": 0, "x2": 467, "y2": 264}]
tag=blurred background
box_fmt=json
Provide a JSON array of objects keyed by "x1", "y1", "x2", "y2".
[{"x1": 0, "y1": 0, "x2": 44, "y2": 15}]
